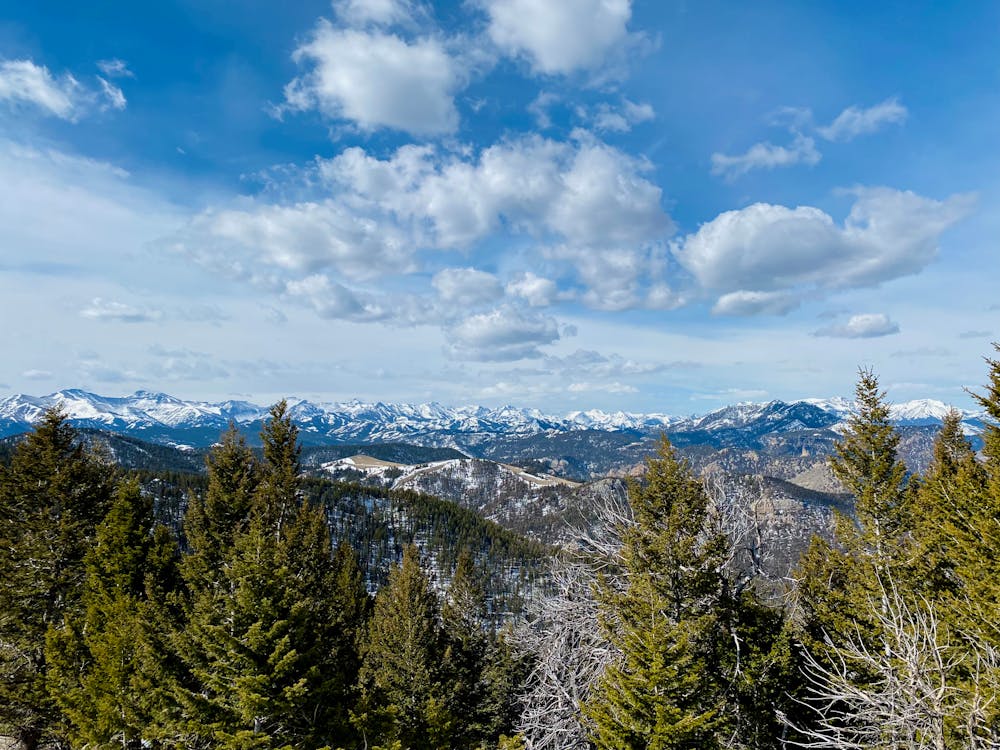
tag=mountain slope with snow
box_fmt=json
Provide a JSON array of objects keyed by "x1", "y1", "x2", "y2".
[{"x1": 0, "y1": 389, "x2": 988, "y2": 451}]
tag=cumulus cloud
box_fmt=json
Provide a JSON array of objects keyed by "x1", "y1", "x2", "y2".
[
  {"x1": 818, "y1": 97, "x2": 908, "y2": 142},
  {"x1": 80, "y1": 298, "x2": 161, "y2": 323},
  {"x1": 282, "y1": 21, "x2": 464, "y2": 135},
  {"x1": 446, "y1": 306, "x2": 560, "y2": 361},
  {"x1": 322, "y1": 133, "x2": 669, "y2": 250},
  {"x1": 482, "y1": 0, "x2": 637, "y2": 75},
  {"x1": 506, "y1": 272, "x2": 558, "y2": 307},
  {"x1": 673, "y1": 187, "x2": 974, "y2": 313},
  {"x1": 814, "y1": 313, "x2": 900, "y2": 338},
  {"x1": 432, "y1": 267, "x2": 503, "y2": 306},
  {"x1": 182, "y1": 199, "x2": 414, "y2": 282},
  {"x1": 0, "y1": 59, "x2": 127, "y2": 119},
  {"x1": 546, "y1": 245, "x2": 656, "y2": 311},
  {"x1": 175, "y1": 130, "x2": 674, "y2": 338},
  {"x1": 710, "y1": 133, "x2": 820, "y2": 180}
]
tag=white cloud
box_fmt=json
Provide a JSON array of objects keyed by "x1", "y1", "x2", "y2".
[
  {"x1": 567, "y1": 381, "x2": 637, "y2": 394},
  {"x1": 0, "y1": 59, "x2": 127, "y2": 120},
  {"x1": 283, "y1": 21, "x2": 463, "y2": 135},
  {"x1": 506, "y1": 272, "x2": 558, "y2": 307},
  {"x1": 815, "y1": 313, "x2": 900, "y2": 338},
  {"x1": 182, "y1": 199, "x2": 414, "y2": 282},
  {"x1": 96, "y1": 59, "x2": 134, "y2": 78},
  {"x1": 97, "y1": 77, "x2": 126, "y2": 110},
  {"x1": 446, "y1": 306, "x2": 560, "y2": 361},
  {"x1": 673, "y1": 187, "x2": 974, "y2": 313},
  {"x1": 482, "y1": 0, "x2": 635, "y2": 75},
  {"x1": 591, "y1": 98, "x2": 654, "y2": 133},
  {"x1": 528, "y1": 90, "x2": 559, "y2": 128},
  {"x1": 818, "y1": 97, "x2": 908, "y2": 142},
  {"x1": 80, "y1": 298, "x2": 161, "y2": 323},
  {"x1": 544, "y1": 349, "x2": 665, "y2": 377},
  {"x1": 284, "y1": 274, "x2": 375, "y2": 320},
  {"x1": 0, "y1": 60, "x2": 80, "y2": 119},
  {"x1": 432, "y1": 267, "x2": 503, "y2": 306},
  {"x1": 546, "y1": 245, "x2": 653, "y2": 311},
  {"x1": 334, "y1": 0, "x2": 419, "y2": 26},
  {"x1": 710, "y1": 133, "x2": 820, "y2": 180},
  {"x1": 712, "y1": 290, "x2": 800, "y2": 316},
  {"x1": 322, "y1": 134, "x2": 669, "y2": 247},
  {"x1": 22, "y1": 369, "x2": 53, "y2": 380}
]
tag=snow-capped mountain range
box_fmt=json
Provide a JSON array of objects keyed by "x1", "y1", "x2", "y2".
[{"x1": 0, "y1": 388, "x2": 987, "y2": 450}]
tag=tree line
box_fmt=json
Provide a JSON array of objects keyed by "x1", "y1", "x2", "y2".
[
  {"x1": 0, "y1": 402, "x2": 526, "y2": 749},
  {"x1": 2, "y1": 345, "x2": 1000, "y2": 748}
]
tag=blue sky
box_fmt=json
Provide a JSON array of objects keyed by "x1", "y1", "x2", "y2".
[{"x1": 1, "y1": 0, "x2": 998, "y2": 414}]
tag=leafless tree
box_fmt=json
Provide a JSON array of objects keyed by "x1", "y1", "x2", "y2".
[
  {"x1": 514, "y1": 482, "x2": 630, "y2": 749},
  {"x1": 782, "y1": 576, "x2": 1000, "y2": 750}
]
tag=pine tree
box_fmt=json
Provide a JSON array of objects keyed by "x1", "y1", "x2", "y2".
[
  {"x1": 796, "y1": 369, "x2": 912, "y2": 656},
  {"x1": 441, "y1": 549, "x2": 491, "y2": 747},
  {"x1": 183, "y1": 424, "x2": 258, "y2": 590},
  {"x1": 828, "y1": 368, "x2": 910, "y2": 562},
  {"x1": 584, "y1": 437, "x2": 734, "y2": 749},
  {"x1": 46, "y1": 478, "x2": 180, "y2": 749},
  {"x1": 356, "y1": 545, "x2": 454, "y2": 750},
  {"x1": 914, "y1": 349, "x2": 1000, "y2": 643},
  {"x1": 256, "y1": 401, "x2": 300, "y2": 539},
  {"x1": 177, "y1": 404, "x2": 351, "y2": 749},
  {"x1": 0, "y1": 409, "x2": 116, "y2": 749}
]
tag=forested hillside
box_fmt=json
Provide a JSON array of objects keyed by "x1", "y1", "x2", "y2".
[{"x1": 2, "y1": 347, "x2": 1000, "y2": 748}]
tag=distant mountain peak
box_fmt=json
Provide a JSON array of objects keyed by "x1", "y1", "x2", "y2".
[{"x1": 0, "y1": 388, "x2": 988, "y2": 449}]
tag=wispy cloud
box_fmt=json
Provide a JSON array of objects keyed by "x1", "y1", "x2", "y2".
[
  {"x1": 80, "y1": 298, "x2": 161, "y2": 323},
  {"x1": 0, "y1": 58, "x2": 127, "y2": 120},
  {"x1": 817, "y1": 97, "x2": 908, "y2": 142},
  {"x1": 814, "y1": 313, "x2": 900, "y2": 338},
  {"x1": 710, "y1": 133, "x2": 820, "y2": 180}
]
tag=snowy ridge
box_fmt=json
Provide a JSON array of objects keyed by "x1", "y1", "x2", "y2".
[{"x1": 0, "y1": 389, "x2": 988, "y2": 446}]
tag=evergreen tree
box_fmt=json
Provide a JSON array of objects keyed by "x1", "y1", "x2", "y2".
[
  {"x1": 913, "y1": 350, "x2": 1000, "y2": 643},
  {"x1": 584, "y1": 437, "x2": 735, "y2": 749},
  {"x1": 796, "y1": 369, "x2": 912, "y2": 654},
  {"x1": 356, "y1": 545, "x2": 455, "y2": 750},
  {"x1": 183, "y1": 424, "x2": 258, "y2": 590},
  {"x1": 829, "y1": 368, "x2": 910, "y2": 561},
  {"x1": 326, "y1": 541, "x2": 371, "y2": 742},
  {"x1": 177, "y1": 404, "x2": 351, "y2": 749},
  {"x1": 256, "y1": 401, "x2": 301, "y2": 539},
  {"x1": 441, "y1": 549, "x2": 492, "y2": 746},
  {"x1": 46, "y1": 478, "x2": 180, "y2": 749},
  {"x1": 0, "y1": 409, "x2": 116, "y2": 749}
]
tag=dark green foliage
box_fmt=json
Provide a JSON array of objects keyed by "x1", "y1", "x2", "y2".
[
  {"x1": 971, "y1": 342, "x2": 1000, "y2": 491},
  {"x1": 795, "y1": 370, "x2": 912, "y2": 659},
  {"x1": 0, "y1": 409, "x2": 116, "y2": 749},
  {"x1": 45, "y1": 478, "x2": 181, "y2": 748},
  {"x1": 175, "y1": 402, "x2": 358, "y2": 749},
  {"x1": 828, "y1": 368, "x2": 910, "y2": 558},
  {"x1": 585, "y1": 438, "x2": 729, "y2": 747},
  {"x1": 585, "y1": 437, "x2": 794, "y2": 749},
  {"x1": 356, "y1": 544, "x2": 455, "y2": 749},
  {"x1": 182, "y1": 425, "x2": 258, "y2": 589}
]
